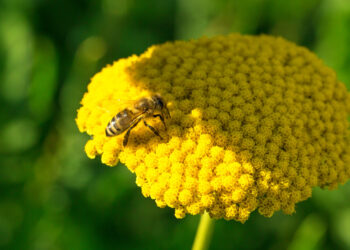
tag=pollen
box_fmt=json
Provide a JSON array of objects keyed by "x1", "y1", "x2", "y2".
[{"x1": 76, "y1": 34, "x2": 350, "y2": 223}]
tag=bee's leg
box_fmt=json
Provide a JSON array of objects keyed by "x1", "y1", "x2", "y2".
[
  {"x1": 153, "y1": 114, "x2": 167, "y2": 130},
  {"x1": 143, "y1": 120, "x2": 163, "y2": 140},
  {"x1": 123, "y1": 119, "x2": 141, "y2": 147}
]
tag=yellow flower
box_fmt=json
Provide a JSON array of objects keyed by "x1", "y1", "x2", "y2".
[{"x1": 76, "y1": 34, "x2": 350, "y2": 223}]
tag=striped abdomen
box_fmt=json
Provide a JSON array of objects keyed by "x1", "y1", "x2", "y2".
[{"x1": 105, "y1": 109, "x2": 135, "y2": 137}]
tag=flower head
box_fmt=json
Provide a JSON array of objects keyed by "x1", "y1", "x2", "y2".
[{"x1": 76, "y1": 34, "x2": 350, "y2": 222}]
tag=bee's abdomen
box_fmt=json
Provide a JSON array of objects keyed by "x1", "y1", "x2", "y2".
[{"x1": 105, "y1": 116, "x2": 120, "y2": 137}]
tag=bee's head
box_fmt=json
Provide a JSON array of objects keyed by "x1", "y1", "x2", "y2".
[
  {"x1": 153, "y1": 94, "x2": 170, "y2": 118},
  {"x1": 153, "y1": 94, "x2": 164, "y2": 108}
]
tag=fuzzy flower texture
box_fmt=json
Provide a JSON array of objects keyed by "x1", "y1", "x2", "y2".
[{"x1": 76, "y1": 34, "x2": 350, "y2": 222}]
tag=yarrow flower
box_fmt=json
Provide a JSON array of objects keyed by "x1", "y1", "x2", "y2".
[{"x1": 76, "y1": 34, "x2": 350, "y2": 223}]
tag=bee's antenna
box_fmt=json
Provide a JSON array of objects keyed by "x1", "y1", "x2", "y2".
[{"x1": 165, "y1": 106, "x2": 171, "y2": 119}]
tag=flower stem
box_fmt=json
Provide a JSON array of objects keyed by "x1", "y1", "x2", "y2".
[{"x1": 192, "y1": 212, "x2": 215, "y2": 250}]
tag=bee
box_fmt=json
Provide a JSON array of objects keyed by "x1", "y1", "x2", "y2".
[{"x1": 105, "y1": 94, "x2": 171, "y2": 146}]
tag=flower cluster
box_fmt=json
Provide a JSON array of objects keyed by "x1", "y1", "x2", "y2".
[{"x1": 76, "y1": 34, "x2": 350, "y2": 222}]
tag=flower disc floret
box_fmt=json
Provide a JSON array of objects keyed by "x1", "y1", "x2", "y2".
[{"x1": 76, "y1": 34, "x2": 350, "y2": 222}]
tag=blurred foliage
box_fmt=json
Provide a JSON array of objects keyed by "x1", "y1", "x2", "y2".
[{"x1": 0, "y1": 0, "x2": 350, "y2": 249}]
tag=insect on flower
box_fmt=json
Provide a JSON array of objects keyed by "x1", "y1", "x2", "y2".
[
  {"x1": 77, "y1": 34, "x2": 350, "y2": 221},
  {"x1": 105, "y1": 94, "x2": 171, "y2": 146}
]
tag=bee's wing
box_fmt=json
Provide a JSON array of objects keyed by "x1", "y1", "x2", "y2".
[{"x1": 129, "y1": 111, "x2": 146, "y2": 125}]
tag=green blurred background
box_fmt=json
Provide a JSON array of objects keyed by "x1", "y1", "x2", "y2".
[{"x1": 1, "y1": 0, "x2": 350, "y2": 249}]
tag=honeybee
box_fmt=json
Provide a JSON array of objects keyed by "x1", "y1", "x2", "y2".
[{"x1": 105, "y1": 94, "x2": 171, "y2": 146}]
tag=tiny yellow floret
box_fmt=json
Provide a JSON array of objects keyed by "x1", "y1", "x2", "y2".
[{"x1": 76, "y1": 34, "x2": 350, "y2": 222}]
